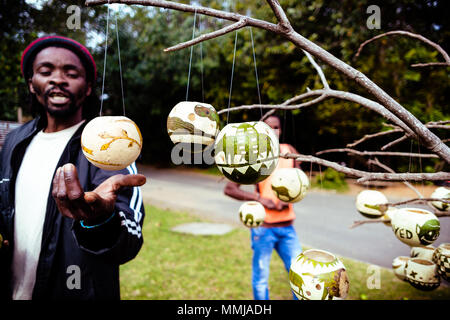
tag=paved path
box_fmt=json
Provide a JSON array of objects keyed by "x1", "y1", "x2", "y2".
[{"x1": 137, "y1": 164, "x2": 450, "y2": 269}]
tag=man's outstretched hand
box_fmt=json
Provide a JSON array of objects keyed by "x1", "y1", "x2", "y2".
[{"x1": 52, "y1": 163, "x2": 146, "y2": 225}]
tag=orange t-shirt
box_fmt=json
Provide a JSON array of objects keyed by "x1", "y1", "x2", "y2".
[{"x1": 257, "y1": 144, "x2": 296, "y2": 223}]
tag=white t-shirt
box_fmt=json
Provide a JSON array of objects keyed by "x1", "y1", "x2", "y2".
[{"x1": 12, "y1": 120, "x2": 85, "y2": 300}]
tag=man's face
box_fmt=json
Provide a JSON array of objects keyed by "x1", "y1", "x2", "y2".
[
  {"x1": 264, "y1": 116, "x2": 281, "y2": 138},
  {"x1": 28, "y1": 47, "x2": 92, "y2": 118}
]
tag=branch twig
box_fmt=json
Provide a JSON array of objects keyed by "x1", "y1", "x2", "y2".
[
  {"x1": 350, "y1": 198, "x2": 450, "y2": 229},
  {"x1": 368, "y1": 157, "x2": 423, "y2": 198},
  {"x1": 281, "y1": 152, "x2": 450, "y2": 182},
  {"x1": 355, "y1": 30, "x2": 450, "y2": 68},
  {"x1": 85, "y1": 0, "x2": 450, "y2": 163},
  {"x1": 302, "y1": 49, "x2": 330, "y2": 89},
  {"x1": 164, "y1": 19, "x2": 248, "y2": 52},
  {"x1": 316, "y1": 148, "x2": 439, "y2": 159}
]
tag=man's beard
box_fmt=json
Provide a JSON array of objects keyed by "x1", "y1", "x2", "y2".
[{"x1": 41, "y1": 85, "x2": 83, "y2": 118}]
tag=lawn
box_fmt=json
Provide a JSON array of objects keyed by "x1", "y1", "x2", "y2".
[{"x1": 120, "y1": 204, "x2": 450, "y2": 300}]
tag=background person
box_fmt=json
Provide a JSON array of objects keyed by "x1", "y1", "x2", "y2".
[{"x1": 224, "y1": 115, "x2": 303, "y2": 300}]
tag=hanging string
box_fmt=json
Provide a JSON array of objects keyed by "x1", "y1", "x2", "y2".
[
  {"x1": 319, "y1": 164, "x2": 323, "y2": 189},
  {"x1": 365, "y1": 155, "x2": 373, "y2": 190},
  {"x1": 416, "y1": 137, "x2": 425, "y2": 194},
  {"x1": 99, "y1": 3, "x2": 111, "y2": 116},
  {"x1": 186, "y1": 8, "x2": 197, "y2": 101},
  {"x1": 408, "y1": 140, "x2": 413, "y2": 173},
  {"x1": 249, "y1": 28, "x2": 262, "y2": 118},
  {"x1": 226, "y1": 30, "x2": 239, "y2": 124},
  {"x1": 200, "y1": 41, "x2": 205, "y2": 102},
  {"x1": 114, "y1": 12, "x2": 126, "y2": 116}
]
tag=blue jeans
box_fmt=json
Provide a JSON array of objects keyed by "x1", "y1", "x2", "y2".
[{"x1": 250, "y1": 225, "x2": 302, "y2": 300}]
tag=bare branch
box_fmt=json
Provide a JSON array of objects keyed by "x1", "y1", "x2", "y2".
[
  {"x1": 411, "y1": 62, "x2": 450, "y2": 67},
  {"x1": 302, "y1": 49, "x2": 330, "y2": 89},
  {"x1": 356, "y1": 172, "x2": 450, "y2": 183},
  {"x1": 350, "y1": 198, "x2": 450, "y2": 229},
  {"x1": 218, "y1": 94, "x2": 328, "y2": 115},
  {"x1": 347, "y1": 129, "x2": 402, "y2": 148},
  {"x1": 427, "y1": 120, "x2": 450, "y2": 126},
  {"x1": 349, "y1": 218, "x2": 389, "y2": 229},
  {"x1": 316, "y1": 148, "x2": 439, "y2": 159},
  {"x1": 85, "y1": 0, "x2": 281, "y2": 32},
  {"x1": 164, "y1": 19, "x2": 248, "y2": 52},
  {"x1": 266, "y1": 0, "x2": 292, "y2": 31},
  {"x1": 388, "y1": 198, "x2": 450, "y2": 208},
  {"x1": 355, "y1": 30, "x2": 450, "y2": 67},
  {"x1": 281, "y1": 152, "x2": 450, "y2": 182},
  {"x1": 221, "y1": 88, "x2": 415, "y2": 137},
  {"x1": 368, "y1": 157, "x2": 423, "y2": 198},
  {"x1": 381, "y1": 134, "x2": 409, "y2": 151},
  {"x1": 85, "y1": 0, "x2": 450, "y2": 163}
]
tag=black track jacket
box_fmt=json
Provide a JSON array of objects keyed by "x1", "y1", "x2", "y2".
[{"x1": 0, "y1": 117, "x2": 145, "y2": 300}]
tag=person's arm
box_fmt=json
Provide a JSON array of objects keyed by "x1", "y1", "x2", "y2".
[
  {"x1": 224, "y1": 181, "x2": 281, "y2": 210},
  {"x1": 224, "y1": 181, "x2": 259, "y2": 201},
  {"x1": 288, "y1": 144, "x2": 302, "y2": 169},
  {"x1": 52, "y1": 163, "x2": 146, "y2": 263}
]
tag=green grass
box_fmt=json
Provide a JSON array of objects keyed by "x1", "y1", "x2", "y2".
[{"x1": 120, "y1": 204, "x2": 450, "y2": 300}]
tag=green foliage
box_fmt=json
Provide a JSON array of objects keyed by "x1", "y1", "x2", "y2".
[{"x1": 313, "y1": 167, "x2": 349, "y2": 192}]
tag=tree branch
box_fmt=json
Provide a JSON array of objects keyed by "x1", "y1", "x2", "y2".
[
  {"x1": 381, "y1": 134, "x2": 410, "y2": 151},
  {"x1": 266, "y1": 0, "x2": 292, "y2": 31},
  {"x1": 219, "y1": 88, "x2": 416, "y2": 138},
  {"x1": 302, "y1": 49, "x2": 330, "y2": 89},
  {"x1": 350, "y1": 198, "x2": 450, "y2": 229},
  {"x1": 316, "y1": 148, "x2": 439, "y2": 159},
  {"x1": 355, "y1": 30, "x2": 450, "y2": 68},
  {"x1": 164, "y1": 19, "x2": 248, "y2": 52},
  {"x1": 85, "y1": 0, "x2": 450, "y2": 163},
  {"x1": 347, "y1": 128, "x2": 402, "y2": 148},
  {"x1": 281, "y1": 152, "x2": 450, "y2": 182},
  {"x1": 368, "y1": 157, "x2": 423, "y2": 198},
  {"x1": 85, "y1": 0, "x2": 281, "y2": 32}
]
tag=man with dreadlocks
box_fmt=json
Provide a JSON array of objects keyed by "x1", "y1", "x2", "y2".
[{"x1": 0, "y1": 35, "x2": 146, "y2": 300}]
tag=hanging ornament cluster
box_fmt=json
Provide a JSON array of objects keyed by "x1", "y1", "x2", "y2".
[
  {"x1": 167, "y1": 101, "x2": 220, "y2": 153},
  {"x1": 289, "y1": 249, "x2": 349, "y2": 300},
  {"x1": 271, "y1": 168, "x2": 309, "y2": 203},
  {"x1": 354, "y1": 186, "x2": 450, "y2": 292},
  {"x1": 81, "y1": 116, "x2": 143, "y2": 171},
  {"x1": 214, "y1": 121, "x2": 280, "y2": 185},
  {"x1": 392, "y1": 243, "x2": 450, "y2": 291}
]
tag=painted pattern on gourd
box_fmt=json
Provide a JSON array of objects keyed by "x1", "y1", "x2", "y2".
[
  {"x1": 194, "y1": 104, "x2": 220, "y2": 124},
  {"x1": 417, "y1": 219, "x2": 440, "y2": 245}
]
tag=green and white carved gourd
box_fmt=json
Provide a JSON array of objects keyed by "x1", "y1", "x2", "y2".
[
  {"x1": 214, "y1": 121, "x2": 279, "y2": 184},
  {"x1": 289, "y1": 249, "x2": 349, "y2": 300}
]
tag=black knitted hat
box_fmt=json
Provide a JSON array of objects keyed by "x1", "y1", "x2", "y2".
[{"x1": 21, "y1": 35, "x2": 97, "y2": 83}]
